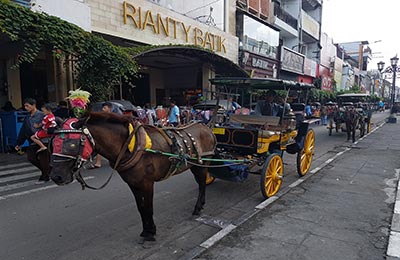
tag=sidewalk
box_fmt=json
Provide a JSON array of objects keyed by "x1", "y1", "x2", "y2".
[
  {"x1": 193, "y1": 119, "x2": 400, "y2": 259},
  {"x1": 0, "y1": 151, "x2": 27, "y2": 166}
]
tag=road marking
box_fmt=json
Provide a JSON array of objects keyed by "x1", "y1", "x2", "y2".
[
  {"x1": 0, "y1": 176, "x2": 94, "y2": 200},
  {"x1": 387, "y1": 231, "x2": 400, "y2": 258},
  {"x1": 0, "y1": 162, "x2": 32, "y2": 171},
  {"x1": 255, "y1": 196, "x2": 279, "y2": 210},
  {"x1": 310, "y1": 167, "x2": 321, "y2": 174},
  {"x1": 0, "y1": 171, "x2": 40, "y2": 184},
  {"x1": 288, "y1": 179, "x2": 304, "y2": 188},
  {"x1": 200, "y1": 224, "x2": 236, "y2": 249},
  {"x1": 325, "y1": 158, "x2": 334, "y2": 164},
  {"x1": 0, "y1": 166, "x2": 38, "y2": 177},
  {"x1": 387, "y1": 171, "x2": 400, "y2": 258},
  {"x1": 0, "y1": 179, "x2": 39, "y2": 192}
]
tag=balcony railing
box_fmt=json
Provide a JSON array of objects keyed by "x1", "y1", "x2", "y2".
[
  {"x1": 274, "y1": 4, "x2": 298, "y2": 30},
  {"x1": 12, "y1": 0, "x2": 31, "y2": 8}
]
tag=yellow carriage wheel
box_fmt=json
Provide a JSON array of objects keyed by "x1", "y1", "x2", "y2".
[
  {"x1": 297, "y1": 129, "x2": 315, "y2": 176},
  {"x1": 260, "y1": 154, "x2": 283, "y2": 199},
  {"x1": 205, "y1": 170, "x2": 215, "y2": 185}
]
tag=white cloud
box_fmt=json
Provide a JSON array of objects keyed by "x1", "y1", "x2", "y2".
[{"x1": 322, "y1": 0, "x2": 399, "y2": 69}]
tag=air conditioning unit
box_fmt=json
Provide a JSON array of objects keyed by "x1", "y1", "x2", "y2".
[{"x1": 300, "y1": 45, "x2": 307, "y2": 55}]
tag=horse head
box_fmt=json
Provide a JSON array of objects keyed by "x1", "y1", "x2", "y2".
[{"x1": 50, "y1": 117, "x2": 94, "y2": 185}]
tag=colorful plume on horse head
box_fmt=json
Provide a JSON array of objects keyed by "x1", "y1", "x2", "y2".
[{"x1": 67, "y1": 89, "x2": 91, "y2": 118}]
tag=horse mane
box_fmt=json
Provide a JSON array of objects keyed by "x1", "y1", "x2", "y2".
[{"x1": 87, "y1": 112, "x2": 132, "y2": 125}]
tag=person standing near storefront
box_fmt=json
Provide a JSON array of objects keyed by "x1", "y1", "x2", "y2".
[
  {"x1": 168, "y1": 100, "x2": 180, "y2": 127},
  {"x1": 15, "y1": 98, "x2": 50, "y2": 184}
]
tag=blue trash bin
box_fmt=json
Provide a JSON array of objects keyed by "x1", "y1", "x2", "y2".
[{"x1": 0, "y1": 111, "x2": 30, "y2": 151}]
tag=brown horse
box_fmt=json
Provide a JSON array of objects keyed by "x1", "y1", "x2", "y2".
[{"x1": 49, "y1": 112, "x2": 216, "y2": 241}]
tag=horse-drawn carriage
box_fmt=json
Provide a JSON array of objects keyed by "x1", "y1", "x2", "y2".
[
  {"x1": 47, "y1": 83, "x2": 315, "y2": 241},
  {"x1": 205, "y1": 77, "x2": 315, "y2": 199},
  {"x1": 328, "y1": 93, "x2": 373, "y2": 142}
]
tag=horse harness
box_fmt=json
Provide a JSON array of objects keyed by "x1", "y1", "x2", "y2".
[
  {"x1": 156, "y1": 123, "x2": 211, "y2": 180},
  {"x1": 53, "y1": 119, "x2": 212, "y2": 188}
]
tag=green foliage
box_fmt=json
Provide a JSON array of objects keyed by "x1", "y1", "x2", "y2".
[
  {"x1": 313, "y1": 76, "x2": 322, "y2": 89},
  {"x1": 309, "y1": 89, "x2": 336, "y2": 103},
  {"x1": 0, "y1": 0, "x2": 137, "y2": 101}
]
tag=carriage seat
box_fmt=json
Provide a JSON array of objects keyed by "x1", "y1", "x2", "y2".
[
  {"x1": 229, "y1": 114, "x2": 280, "y2": 127},
  {"x1": 290, "y1": 103, "x2": 306, "y2": 112}
]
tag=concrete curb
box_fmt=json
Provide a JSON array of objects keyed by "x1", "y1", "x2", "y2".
[
  {"x1": 387, "y1": 168, "x2": 400, "y2": 259},
  {"x1": 183, "y1": 117, "x2": 390, "y2": 260}
]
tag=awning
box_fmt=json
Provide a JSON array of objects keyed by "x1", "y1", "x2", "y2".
[{"x1": 132, "y1": 46, "x2": 249, "y2": 77}]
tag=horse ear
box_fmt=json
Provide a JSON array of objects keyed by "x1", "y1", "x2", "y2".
[{"x1": 72, "y1": 117, "x2": 86, "y2": 129}]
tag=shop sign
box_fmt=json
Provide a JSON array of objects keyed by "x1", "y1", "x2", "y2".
[
  {"x1": 123, "y1": 1, "x2": 227, "y2": 53},
  {"x1": 281, "y1": 47, "x2": 305, "y2": 74},
  {"x1": 301, "y1": 11, "x2": 320, "y2": 40},
  {"x1": 304, "y1": 58, "x2": 317, "y2": 77},
  {"x1": 319, "y1": 65, "x2": 332, "y2": 92},
  {"x1": 242, "y1": 51, "x2": 277, "y2": 78}
]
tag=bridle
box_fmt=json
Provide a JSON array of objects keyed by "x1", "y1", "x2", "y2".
[
  {"x1": 52, "y1": 123, "x2": 136, "y2": 190},
  {"x1": 52, "y1": 126, "x2": 97, "y2": 189}
]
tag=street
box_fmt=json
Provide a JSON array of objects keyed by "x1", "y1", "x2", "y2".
[{"x1": 0, "y1": 112, "x2": 390, "y2": 260}]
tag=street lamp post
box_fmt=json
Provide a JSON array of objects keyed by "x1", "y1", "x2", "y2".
[{"x1": 377, "y1": 56, "x2": 399, "y2": 123}]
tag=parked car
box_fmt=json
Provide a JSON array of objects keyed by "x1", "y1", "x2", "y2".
[{"x1": 91, "y1": 100, "x2": 137, "y2": 116}]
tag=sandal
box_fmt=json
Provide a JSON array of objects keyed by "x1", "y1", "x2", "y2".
[
  {"x1": 36, "y1": 147, "x2": 47, "y2": 153},
  {"x1": 88, "y1": 164, "x2": 101, "y2": 170}
]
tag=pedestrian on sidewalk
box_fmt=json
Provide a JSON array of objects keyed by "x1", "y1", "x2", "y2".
[
  {"x1": 90, "y1": 101, "x2": 112, "y2": 169},
  {"x1": 15, "y1": 98, "x2": 50, "y2": 184},
  {"x1": 320, "y1": 104, "x2": 328, "y2": 125},
  {"x1": 168, "y1": 100, "x2": 180, "y2": 127}
]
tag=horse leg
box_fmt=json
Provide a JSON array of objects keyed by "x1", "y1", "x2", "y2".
[
  {"x1": 346, "y1": 121, "x2": 351, "y2": 141},
  {"x1": 129, "y1": 183, "x2": 157, "y2": 241},
  {"x1": 190, "y1": 166, "x2": 207, "y2": 216},
  {"x1": 26, "y1": 145, "x2": 50, "y2": 181}
]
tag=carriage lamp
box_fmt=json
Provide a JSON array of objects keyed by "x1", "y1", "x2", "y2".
[{"x1": 282, "y1": 110, "x2": 297, "y2": 130}]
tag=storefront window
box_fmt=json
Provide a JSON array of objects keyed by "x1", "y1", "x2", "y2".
[
  {"x1": 146, "y1": 0, "x2": 225, "y2": 31},
  {"x1": 242, "y1": 14, "x2": 279, "y2": 59}
]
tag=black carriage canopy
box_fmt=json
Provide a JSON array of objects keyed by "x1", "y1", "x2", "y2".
[
  {"x1": 337, "y1": 93, "x2": 370, "y2": 103},
  {"x1": 209, "y1": 77, "x2": 315, "y2": 90}
]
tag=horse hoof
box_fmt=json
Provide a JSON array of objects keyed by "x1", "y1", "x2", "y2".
[{"x1": 192, "y1": 210, "x2": 201, "y2": 216}]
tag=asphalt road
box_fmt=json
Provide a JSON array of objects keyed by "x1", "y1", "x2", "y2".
[{"x1": 0, "y1": 112, "x2": 389, "y2": 260}]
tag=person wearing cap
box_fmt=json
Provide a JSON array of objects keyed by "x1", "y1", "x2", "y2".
[{"x1": 254, "y1": 90, "x2": 283, "y2": 116}]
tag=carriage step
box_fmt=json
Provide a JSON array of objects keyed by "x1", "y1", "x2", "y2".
[{"x1": 305, "y1": 119, "x2": 321, "y2": 124}]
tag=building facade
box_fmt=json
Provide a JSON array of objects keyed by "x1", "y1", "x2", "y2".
[
  {"x1": 269, "y1": 0, "x2": 322, "y2": 82},
  {"x1": 2, "y1": 0, "x2": 246, "y2": 108},
  {"x1": 236, "y1": 0, "x2": 280, "y2": 78}
]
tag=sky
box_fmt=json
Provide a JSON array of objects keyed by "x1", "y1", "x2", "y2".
[{"x1": 322, "y1": 0, "x2": 400, "y2": 71}]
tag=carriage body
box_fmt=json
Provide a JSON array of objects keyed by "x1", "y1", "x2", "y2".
[{"x1": 206, "y1": 78, "x2": 315, "y2": 198}]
